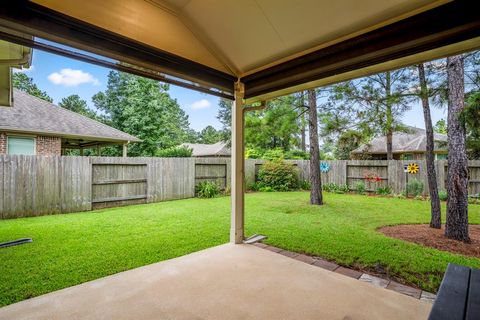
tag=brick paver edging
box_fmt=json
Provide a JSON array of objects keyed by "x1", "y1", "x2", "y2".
[{"x1": 252, "y1": 242, "x2": 436, "y2": 304}]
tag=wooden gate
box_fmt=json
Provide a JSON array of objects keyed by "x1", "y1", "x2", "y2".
[
  {"x1": 346, "y1": 161, "x2": 388, "y2": 192},
  {"x1": 91, "y1": 162, "x2": 147, "y2": 209},
  {"x1": 195, "y1": 163, "x2": 227, "y2": 190}
]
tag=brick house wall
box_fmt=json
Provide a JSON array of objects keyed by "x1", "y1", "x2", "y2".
[
  {"x1": 0, "y1": 132, "x2": 62, "y2": 156},
  {"x1": 0, "y1": 132, "x2": 6, "y2": 154},
  {"x1": 36, "y1": 136, "x2": 62, "y2": 156}
]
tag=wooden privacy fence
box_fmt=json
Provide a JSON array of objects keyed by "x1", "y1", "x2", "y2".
[
  {"x1": 0, "y1": 156, "x2": 195, "y2": 219},
  {"x1": 0, "y1": 155, "x2": 479, "y2": 219},
  {"x1": 317, "y1": 160, "x2": 480, "y2": 196}
]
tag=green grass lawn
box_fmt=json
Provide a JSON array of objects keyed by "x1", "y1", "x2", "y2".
[{"x1": 1, "y1": 192, "x2": 479, "y2": 307}]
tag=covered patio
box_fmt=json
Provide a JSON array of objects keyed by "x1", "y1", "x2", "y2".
[
  {"x1": 0, "y1": 0, "x2": 479, "y2": 318},
  {"x1": 0, "y1": 244, "x2": 431, "y2": 320}
]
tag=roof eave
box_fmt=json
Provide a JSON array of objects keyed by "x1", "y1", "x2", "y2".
[{"x1": 0, "y1": 127, "x2": 142, "y2": 143}]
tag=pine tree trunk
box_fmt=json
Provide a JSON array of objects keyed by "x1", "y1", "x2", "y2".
[
  {"x1": 418, "y1": 64, "x2": 441, "y2": 229},
  {"x1": 385, "y1": 72, "x2": 394, "y2": 160},
  {"x1": 445, "y1": 55, "x2": 469, "y2": 242},
  {"x1": 308, "y1": 90, "x2": 323, "y2": 205},
  {"x1": 301, "y1": 112, "x2": 306, "y2": 152},
  {"x1": 386, "y1": 130, "x2": 393, "y2": 160}
]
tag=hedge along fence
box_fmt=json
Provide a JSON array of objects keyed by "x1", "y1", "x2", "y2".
[{"x1": 0, "y1": 155, "x2": 479, "y2": 219}]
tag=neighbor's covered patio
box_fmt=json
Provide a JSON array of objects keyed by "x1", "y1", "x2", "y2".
[{"x1": 0, "y1": 0, "x2": 479, "y2": 318}]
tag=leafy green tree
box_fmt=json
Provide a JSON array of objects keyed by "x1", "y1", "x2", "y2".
[
  {"x1": 434, "y1": 119, "x2": 447, "y2": 134},
  {"x1": 334, "y1": 130, "x2": 368, "y2": 160},
  {"x1": 156, "y1": 146, "x2": 192, "y2": 157},
  {"x1": 245, "y1": 95, "x2": 301, "y2": 151},
  {"x1": 199, "y1": 125, "x2": 222, "y2": 144},
  {"x1": 330, "y1": 70, "x2": 415, "y2": 159},
  {"x1": 217, "y1": 98, "x2": 233, "y2": 141},
  {"x1": 59, "y1": 94, "x2": 99, "y2": 119},
  {"x1": 92, "y1": 71, "x2": 191, "y2": 156},
  {"x1": 12, "y1": 73, "x2": 53, "y2": 102}
]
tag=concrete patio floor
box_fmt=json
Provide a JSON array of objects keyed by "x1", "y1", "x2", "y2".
[{"x1": 0, "y1": 244, "x2": 431, "y2": 320}]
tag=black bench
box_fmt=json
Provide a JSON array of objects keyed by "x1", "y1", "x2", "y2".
[{"x1": 428, "y1": 263, "x2": 480, "y2": 320}]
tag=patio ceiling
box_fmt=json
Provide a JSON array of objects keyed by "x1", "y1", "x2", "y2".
[{"x1": 0, "y1": 1, "x2": 479, "y2": 101}]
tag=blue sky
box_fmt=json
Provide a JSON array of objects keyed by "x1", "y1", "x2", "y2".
[
  {"x1": 16, "y1": 50, "x2": 222, "y2": 132},
  {"x1": 15, "y1": 48, "x2": 446, "y2": 132}
]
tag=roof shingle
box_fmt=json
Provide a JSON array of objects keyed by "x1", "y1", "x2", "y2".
[
  {"x1": 352, "y1": 126, "x2": 447, "y2": 154},
  {"x1": 0, "y1": 90, "x2": 140, "y2": 143}
]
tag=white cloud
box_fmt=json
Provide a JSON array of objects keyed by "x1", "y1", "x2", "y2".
[
  {"x1": 48, "y1": 68, "x2": 99, "y2": 86},
  {"x1": 13, "y1": 65, "x2": 35, "y2": 73},
  {"x1": 190, "y1": 99, "x2": 211, "y2": 110}
]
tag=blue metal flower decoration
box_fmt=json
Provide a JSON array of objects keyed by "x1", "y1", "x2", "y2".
[{"x1": 320, "y1": 162, "x2": 330, "y2": 173}]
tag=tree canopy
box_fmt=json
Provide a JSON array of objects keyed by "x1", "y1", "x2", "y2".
[
  {"x1": 198, "y1": 125, "x2": 222, "y2": 144},
  {"x1": 59, "y1": 94, "x2": 99, "y2": 120},
  {"x1": 12, "y1": 73, "x2": 53, "y2": 102},
  {"x1": 92, "y1": 71, "x2": 192, "y2": 156}
]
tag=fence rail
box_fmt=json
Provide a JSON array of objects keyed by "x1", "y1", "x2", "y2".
[{"x1": 0, "y1": 155, "x2": 479, "y2": 219}]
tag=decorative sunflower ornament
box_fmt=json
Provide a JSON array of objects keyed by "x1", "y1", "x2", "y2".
[
  {"x1": 320, "y1": 162, "x2": 330, "y2": 173},
  {"x1": 407, "y1": 163, "x2": 419, "y2": 174}
]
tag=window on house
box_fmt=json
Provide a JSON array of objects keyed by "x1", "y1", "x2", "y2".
[
  {"x1": 7, "y1": 136, "x2": 35, "y2": 155},
  {"x1": 435, "y1": 153, "x2": 448, "y2": 160},
  {"x1": 402, "y1": 153, "x2": 414, "y2": 160}
]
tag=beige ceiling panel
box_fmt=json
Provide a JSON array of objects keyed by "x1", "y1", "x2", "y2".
[
  {"x1": 178, "y1": 0, "x2": 286, "y2": 73},
  {"x1": 256, "y1": 0, "x2": 439, "y2": 61},
  {"x1": 32, "y1": 0, "x2": 232, "y2": 74},
  {"x1": 163, "y1": 0, "x2": 443, "y2": 74}
]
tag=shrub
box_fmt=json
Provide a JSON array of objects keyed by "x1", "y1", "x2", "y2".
[
  {"x1": 376, "y1": 186, "x2": 392, "y2": 196},
  {"x1": 247, "y1": 182, "x2": 260, "y2": 192},
  {"x1": 262, "y1": 148, "x2": 285, "y2": 161},
  {"x1": 336, "y1": 184, "x2": 350, "y2": 194},
  {"x1": 468, "y1": 197, "x2": 479, "y2": 205},
  {"x1": 195, "y1": 181, "x2": 220, "y2": 198},
  {"x1": 322, "y1": 183, "x2": 337, "y2": 193},
  {"x1": 245, "y1": 147, "x2": 264, "y2": 159},
  {"x1": 257, "y1": 160, "x2": 299, "y2": 191},
  {"x1": 354, "y1": 181, "x2": 366, "y2": 194},
  {"x1": 322, "y1": 183, "x2": 349, "y2": 194},
  {"x1": 259, "y1": 186, "x2": 274, "y2": 192},
  {"x1": 156, "y1": 146, "x2": 192, "y2": 157},
  {"x1": 284, "y1": 150, "x2": 310, "y2": 160},
  {"x1": 406, "y1": 179, "x2": 424, "y2": 197},
  {"x1": 299, "y1": 180, "x2": 311, "y2": 190},
  {"x1": 438, "y1": 190, "x2": 448, "y2": 201}
]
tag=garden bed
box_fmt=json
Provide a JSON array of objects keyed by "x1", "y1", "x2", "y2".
[{"x1": 379, "y1": 224, "x2": 480, "y2": 258}]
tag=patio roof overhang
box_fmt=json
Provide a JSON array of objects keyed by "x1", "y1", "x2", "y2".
[
  {"x1": 0, "y1": 1, "x2": 479, "y2": 102},
  {"x1": 0, "y1": 0, "x2": 478, "y2": 243}
]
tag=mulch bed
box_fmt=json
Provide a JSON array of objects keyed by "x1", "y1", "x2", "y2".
[{"x1": 379, "y1": 224, "x2": 480, "y2": 259}]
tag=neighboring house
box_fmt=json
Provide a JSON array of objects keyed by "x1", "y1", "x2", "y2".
[
  {"x1": 182, "y1": 141, "x2": 231, "y2": 157},
  {"x1": 0, "y1": 89, "x2": 141, "y2": 156},
  {"x1": 351, "y1": 126, "x2": 448, "y2": 160}
]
